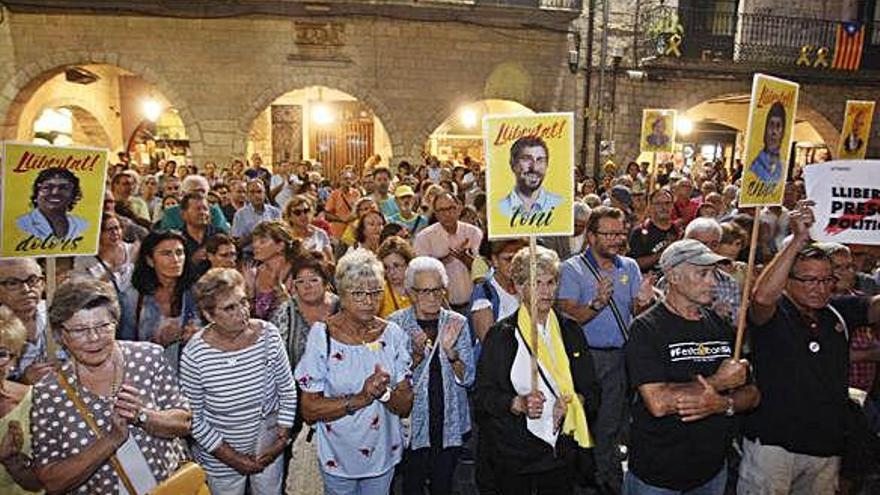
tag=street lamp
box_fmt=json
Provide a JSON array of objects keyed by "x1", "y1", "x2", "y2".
[{"x1": 677, "y1": 117, "x2": 694, "y2": 136}]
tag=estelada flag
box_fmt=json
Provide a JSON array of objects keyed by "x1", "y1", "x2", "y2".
[{"x1": 832, "y1": 21, "x2": 865, "y2": 71}]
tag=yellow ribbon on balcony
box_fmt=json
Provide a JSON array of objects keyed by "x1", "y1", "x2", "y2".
[
  {"x1": 814, "y1": 47, "x2": 830, "y2": 68},
  {"x1": 797, "y1": 45, "x2": 813, "y2": 66},
  {"x1": 665, "y1": 34, "x2": 682, "y2": 57}
]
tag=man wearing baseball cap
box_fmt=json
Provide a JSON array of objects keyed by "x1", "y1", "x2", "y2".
[
  {"x1": 388, "y1": 185, "x2": 428, "y2": 236},
  {"x1": 624, "y1": 239, "x2": 759, "y2": 494}
]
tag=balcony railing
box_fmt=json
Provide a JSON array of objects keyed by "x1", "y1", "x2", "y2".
[{"x1": 637, "y1": 5, "x2": 880, "y2": 70}]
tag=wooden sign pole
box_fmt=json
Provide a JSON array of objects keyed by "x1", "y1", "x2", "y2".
[
  {"x1": 732, "y1": 216, "x2": 761, "y2": 360},
  {"x1": 44, "y1": 258, "x2": 59, "y2": 364},
  {"x1": 528, "y1": 236, "x2": 539, "y2": 393},
  {"x1": 646, "y1": 152, "x2": 658, "y2": 194}
]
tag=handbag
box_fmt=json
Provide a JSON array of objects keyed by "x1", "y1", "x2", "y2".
[{"x1": 55, "y1": 370, "x2": 209, "y2": 495}]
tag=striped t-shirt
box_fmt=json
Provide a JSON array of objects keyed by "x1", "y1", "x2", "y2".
[{"x1": 180, "y1": 320, "x2": 297, "y2": 476}]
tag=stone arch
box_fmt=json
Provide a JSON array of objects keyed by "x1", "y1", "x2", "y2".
[
  {"x1": 0, "y1": 52, "x2": 201, "y2": 155},
  {"x1": 235, "y1": 74, "x2": 400, "y2": 159},
  {"x1": 19, "y1": 95, "x2": 115, "y2": 148}
]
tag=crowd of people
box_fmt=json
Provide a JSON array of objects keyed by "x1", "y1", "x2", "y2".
[{"x1": 0, "y1": 151, "x2": 879, "y2": 495}]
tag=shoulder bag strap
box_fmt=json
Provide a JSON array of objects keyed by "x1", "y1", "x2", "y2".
[
  {"x1": 386, "y1": 277, "x2": 400, "y2": 311},
  {"x1": 55, "y1": 371, "x2": 138, "y2": 495},
  {"x1": 825, "y1": 303, "x2": 850, "y2": 341},
  {"x1": 580, "y1": 254, "x2": 630, "y2": 342}
]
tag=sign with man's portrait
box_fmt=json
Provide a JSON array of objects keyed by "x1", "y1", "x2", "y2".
[
  {"x1": 1, "y1": 142, "x2": 108, "y2": 258},
  {"x1": 740, "y1": 74, "x2": 799, "y2": 207},
  {"x1": 640, "y1": 109, "x2": 676, "y2": 154},
  {"x1": 837, "y1": 100, "x2": 875, "y2": 160},
  {"x1": 484, "y1": 112, "x2": 574, "y2": 239}
]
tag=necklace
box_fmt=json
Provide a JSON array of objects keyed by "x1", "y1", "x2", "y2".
[{"x1": 74, "y1": 345, "x2": 122, "y2": 397}]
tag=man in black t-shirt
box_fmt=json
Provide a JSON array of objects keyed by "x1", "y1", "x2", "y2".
[
  {"x1": 738, "y1": 201, "x2": 880, "y2": 494},
  {"x1": 625, "y1": 239, "x2": 759, "y2": 494},
  {"x1": 629, "y1": 188, "x2": 680, "y2": 274}
]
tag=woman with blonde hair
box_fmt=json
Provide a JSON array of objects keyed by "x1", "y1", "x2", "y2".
[{"x1": 0, "y1": 307, "x2": 41, "y2": 494}]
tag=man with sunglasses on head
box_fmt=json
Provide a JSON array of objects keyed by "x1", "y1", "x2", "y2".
[
  {"x1": 737, "y1": 201, "x2": 880, "y2": 495},
  {"x1": 558, "y1": 206, "x2": 656, "y2": 494},
  {"x1": 0, "y1": 259, "x2": 66, "y2": 385}
]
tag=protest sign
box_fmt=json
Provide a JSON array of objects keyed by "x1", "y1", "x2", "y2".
[
  {"x1": 484, "y1": 112, "x2": 574, "y2": 239},
  {"x1": 1, "y1": 142, "x2": 108, "y2": 258},
  {"x1": 803, "y1": 160, "x2": 880, "y2": 245},
  {"x1": 739, "y1": 74, "x2": 799, "y2": 207},
  {"x1": 837, "y1": 100, "x2": 874, "y2": 160},
  {"x1": 639, "y1": 109, "x2": 676, "y2": 154}
]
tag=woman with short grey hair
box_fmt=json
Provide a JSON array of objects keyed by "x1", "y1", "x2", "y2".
[
  {"x1": 475, "y1": 246, "x2": 600, "y2": 493},
  {"x1": 180, "y1": 267, "x2": 297, "y2": 494},
  {"x1": 295, "y1": 249, "x2": 413, "y2": 495},
  {"x1": 32, "y1": 277, "x2": 191, "y2": 494},
  {"x1": 388, "y1": 256, "x2": 474, "y2": 495}
]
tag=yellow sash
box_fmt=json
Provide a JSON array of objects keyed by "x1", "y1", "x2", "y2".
[{"x1": 517, "y1": 306, "x2": 593, "y2": 448}]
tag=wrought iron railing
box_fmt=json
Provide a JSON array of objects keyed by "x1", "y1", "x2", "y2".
[{"x1": 637, "y1": 5, "x2": 878, "y2": 69}]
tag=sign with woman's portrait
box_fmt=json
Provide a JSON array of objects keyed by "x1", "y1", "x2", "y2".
[
  {"x1": 484, "y1": 112, "x2": 574, "y2": 239},
  {"x1": 640, "y1": 109, "x2": 677, "y2": 153},
  {"x1": 837, "y1": 100, "x2": 875, "y2": 161},
  {"x1": 740, "y1": 74, "x2": 799, "y2": 207},
  {"x1": 1, "y1": 142, "x2": 108, "y2": 258}
]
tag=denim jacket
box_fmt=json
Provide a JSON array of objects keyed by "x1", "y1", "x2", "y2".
[{"x1": 387, "y1": 307, "x2": 475, "y2": 450}]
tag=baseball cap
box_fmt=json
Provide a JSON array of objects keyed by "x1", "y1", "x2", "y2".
[
  {"x1": 659, "y1": 239, "x2": 728, "y2": 272},
  {"x1": 394, "y1": 185, "x2": 415, "y2": 198},
  {"x1": 610, "y1": 185, "x2": 633, "y2": 210}
]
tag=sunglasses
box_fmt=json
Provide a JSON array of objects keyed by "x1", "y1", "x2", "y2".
[{"x1": 289, "y1": 208, "x2": 310, "y2": 216}]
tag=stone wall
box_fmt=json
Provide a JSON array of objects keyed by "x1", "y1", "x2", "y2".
[{"x1": 0, "y1": 11, "x2": 584, "y2": 166}]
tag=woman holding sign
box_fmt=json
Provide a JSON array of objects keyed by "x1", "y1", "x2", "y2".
[{"x1": 475, "y1": 246, "x2": 599, "y2": 494}]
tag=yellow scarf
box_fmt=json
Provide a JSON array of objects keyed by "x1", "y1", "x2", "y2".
[{"x1": 517, "y1": 306, "x2": 594, "y2": 448}]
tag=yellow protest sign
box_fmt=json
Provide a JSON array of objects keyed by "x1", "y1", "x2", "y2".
[
  {"x1": 837, "y1": 100, "x2": 875, "y2": 160},
  {"x1": 484, "y1": 112, "x2": 574, "y2": 239},
  {"x1": 1, "y1": 142, "x2": 108, "y2": 258},
  {"x1": 640, "y1": 109, "x2": 677, "y2": 154},
  {"x1": 740, "y1": 74, "x2": 799, "y2": 207}
]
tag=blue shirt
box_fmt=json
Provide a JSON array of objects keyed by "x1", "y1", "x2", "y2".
[
  {"x1": 160, "y1": 204, "x2": 230, "y2": 233},
  {"x1": 231, "y1": 203, "x2": 282, "y2": 238},
  {"x1": 377, "y1": 196, "x2": 400, "y2": 219},
  {"x1": 558, "y1": 249, "x2": 642, "y2": 349},
  {"x1": 498, "y1": 188, "x2": 563, "y2": 219}
]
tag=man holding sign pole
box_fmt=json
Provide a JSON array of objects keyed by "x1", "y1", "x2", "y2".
[{"x1": 737, "y1": 201, "x2": 880, "y2": 494}]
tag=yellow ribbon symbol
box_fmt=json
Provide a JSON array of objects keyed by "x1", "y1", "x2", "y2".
[
  {"x1": 814, "y1": 47, "x2": 830, "y2": 68},
  {"x1": 665, "y1": 34, "x2": 682, "y2": 57},
  {"x1": 797, "y1": 45, "x2": 812, "y2": 66}
]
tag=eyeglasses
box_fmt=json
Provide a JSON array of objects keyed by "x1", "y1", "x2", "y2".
[
  {"x1": 594, "y1": 231, "x2": 628, "y2": 238},
  {"x1": 0, "y1": 275, "x2": 44, "y2": 291},
  {"x1": 411, "y1": 286, "x2": 445, "y2": 298},
  {"x1": 216, "y1": 298, "x2": 250, "y2": 314},
  {"x1": 37, "y1": 182, "x2": 73, "y2": 194},
  {"x1": 348, "y1": 289, "x2": 384, "y2": 302},
  {"x1": 63, "y1": 321, "x2": 116, "y2": 340},
  {"x1": 0, "y1": 349, "x2": 15, "y2": 363},
  {"x1": 789, "y1": 275, "x2": 838, "y2": 287},
  {"x1": 289, "y1": 208, "x2": 310, "y2": 216},
  {"x1": 294, "y1": 277, "x2": 323, "y2": 286}
]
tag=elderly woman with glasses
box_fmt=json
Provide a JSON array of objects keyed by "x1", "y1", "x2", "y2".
[
  {"x1": 0, "y1": 307, "x2": 42, "y2": 494},
  {"x1": 377, "y1": 236, "x2": 416, "y2": 318},
  {"x1": 31, "y1": 278, "x2": 191, "y2": 494},
  {"x1": 285, "y1": 195, "x2": 333, "y2": 263},
  {"x1": 475, "y1": 246, "x2": 600, "y2": 495},
  {"x1": 387, "y1": 257, "x2": 475, "y2": 495},
  {"x1": 295, "y1": 249, "x2": 413, "y2": 495},
  {"x1": 180, "y1": 268, "x2": 297, "y2": 494}
]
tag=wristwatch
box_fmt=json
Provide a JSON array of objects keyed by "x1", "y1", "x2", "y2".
[
  {"x1": 135, "y1": 409, "x2": 149, "y2": 427},
  {"x1": 378, "y1": 387, "x2": 392, "y2": 403},
  {"x1": 724, "y1": 397, "x2": 735, "y2": 417}
]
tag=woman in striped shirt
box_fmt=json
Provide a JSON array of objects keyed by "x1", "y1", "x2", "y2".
[{"x1": 181, "y1": 268, "x2": 297, "y2": 495}]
